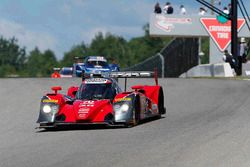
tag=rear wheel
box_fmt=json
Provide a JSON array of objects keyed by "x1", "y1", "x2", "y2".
[
  {"x1": 125, "y1": 111, "x2": 140, "y2": 128},
  {"x1": 158, "y1": 87, "x2": 165, "y2": 115}
]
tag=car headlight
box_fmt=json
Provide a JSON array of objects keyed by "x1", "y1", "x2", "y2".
[
  {"x1": 120, "y1": 104, "x2": 129, "y2": 112},
  {"x1": 42, "y1": 105, "x2": 51, "y2": 113},
  {"x1": 42, "y1": 104, "x2": 59, "y2": 114},
  {"x1": 114, "y1": 103, "x2": 129, "y2": 114}
]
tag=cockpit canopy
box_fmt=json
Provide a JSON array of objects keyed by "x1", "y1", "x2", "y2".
[
  {"x1": 85, "y1": 56, "x2": 109, "y2": 68},
  {"x1": 76, "y1": 78, "x2": 121, "y2": 100}
]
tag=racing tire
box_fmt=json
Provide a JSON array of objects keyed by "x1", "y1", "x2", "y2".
[
  {"x1": 158, "y1": 87, "x2": 165, "y2": 115},
  {"x1": 125, "y1": 96, "x2": 140, "y2": 128},
  {"x1": 104, "y1": 113, "x2": 114, "y2": 125}
]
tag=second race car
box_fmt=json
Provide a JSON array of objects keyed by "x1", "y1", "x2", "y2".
[{"x1": 74, "y1": 56, "x2": 120, "y2": 77}]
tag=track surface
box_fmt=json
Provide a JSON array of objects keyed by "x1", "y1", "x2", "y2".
[{"x1": 0, "y1": 78, "x2": 250, "y2": 167}]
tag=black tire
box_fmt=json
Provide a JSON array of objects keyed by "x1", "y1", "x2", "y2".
[
  {"x1": 158, "y1": 87, "x2": 165, "y2": 115},
  {"x1": 125, "y1": 96, "x2": 140, "y2": 127},
  {"x1": 104, "y1": 113, "x2": 114, "y2": 125}
]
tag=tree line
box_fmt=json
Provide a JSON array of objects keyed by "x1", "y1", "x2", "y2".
[
  {"x1": 1, "y1": 22, "x2": 249, "y2": 78},
  {"x1": 0, "y1": 25, "x2": 173, "y2": 77}
]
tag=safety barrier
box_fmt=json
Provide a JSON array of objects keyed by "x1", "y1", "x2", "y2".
[
  {"x1": 180, "y1": 63, "x2": 235, "y2": 77},
  {"x1": 125, "y1": 38, "x2": 198, "y2": 77}
]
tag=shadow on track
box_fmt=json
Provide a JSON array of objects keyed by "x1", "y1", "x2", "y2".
[{"x1": 35, "y1": 116, "x2": 165, "y2": 133}]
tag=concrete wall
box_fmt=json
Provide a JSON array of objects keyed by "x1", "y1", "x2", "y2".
[
  {"x1": 180, "y1": 63, "x2": 234, "y2": 77},
  {"x1": 243, "y1": 61, "x2": 250, "y2": 76}
]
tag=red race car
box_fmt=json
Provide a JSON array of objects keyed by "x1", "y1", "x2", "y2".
[{"x1": 37, "y1": 71, "x2": 165, "y2": 129}]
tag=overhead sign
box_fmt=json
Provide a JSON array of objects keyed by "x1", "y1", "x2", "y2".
[{"x1": 200, "y1": 18, "x2": 245, "y2": 51}]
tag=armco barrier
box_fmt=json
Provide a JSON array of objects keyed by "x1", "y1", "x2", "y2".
[{"x1": 125, "y1": 38, "x2": 198, "y2": 77}]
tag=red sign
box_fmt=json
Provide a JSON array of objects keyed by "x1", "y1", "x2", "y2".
[{"x1": 200, "y1": 18, "x2": 245, "y2": 51}]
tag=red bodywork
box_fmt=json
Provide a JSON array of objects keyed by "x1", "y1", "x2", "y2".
[
  {"x1": 42, "y1": 85, "x2": 161, "y2": 124},
  {"x1": 43, "y1": 88, "x2": 111, "y2": 124},
  {"x1": 51, "y1": 71, "x2": 61, "y2": 78},
  {"x1": 38, "y1": 71, "x2": 164, "y2": 127},
  {"x1": 61, "y1": 100, "x2": 113, "y2": 123}
]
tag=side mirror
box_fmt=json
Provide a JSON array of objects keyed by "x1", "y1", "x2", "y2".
[
  {"x1": 51, "y1": 86, "x2": 62, "y2": 94},
  {"x1": 67, "y1": 86, "x2": 79, "y2": 98}
]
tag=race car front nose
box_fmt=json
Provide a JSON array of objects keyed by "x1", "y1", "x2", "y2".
[
  {"x1": 113, "y1": 102, "x2": 132, "y2": 123},
  {"x1": 37, "y1": 98, "x2": 59, "y2": 123}
]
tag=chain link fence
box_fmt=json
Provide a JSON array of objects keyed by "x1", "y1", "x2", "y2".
[{"x1": 125, "y1": 38, "x2": 199, "y2": 77}]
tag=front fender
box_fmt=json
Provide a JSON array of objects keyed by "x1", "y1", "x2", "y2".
[
  {"x1": 36, "y1": 95, "x2": 62, "y2": 123},
  {"x1": 113, "y1": 94, "x2": 136, "y2": 123}
]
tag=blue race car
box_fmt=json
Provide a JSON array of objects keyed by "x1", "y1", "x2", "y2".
[{"x1": 74, "y1": 56, "x2": 120, "y2": 77}]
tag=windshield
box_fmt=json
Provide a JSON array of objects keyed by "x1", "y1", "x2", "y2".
[
  {"x1": 87, "y1": 61, "x2": 108, "y2": 67},
  {"x1": 76, "y1": 83, "x2": 115, "y2": 100}
]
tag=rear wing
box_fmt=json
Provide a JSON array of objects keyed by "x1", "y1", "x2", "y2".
[
  {"x1": 108, "y1": 70, "x2": 159, "y2": 91},
  {"x1": 109, "y1": 71, "x2": 154, "y2": 78},
  {"x1": 82, "y1": 69, "x2": 159, "y2": 91}
]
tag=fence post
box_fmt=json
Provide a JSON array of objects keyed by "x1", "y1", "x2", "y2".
[{"x1": 157, "y1": 53, "x2": 165, "y2": 78}]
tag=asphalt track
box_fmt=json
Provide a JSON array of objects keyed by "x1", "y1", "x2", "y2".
[{"x1": 0, "y1": 78, "x2": 250, "y2": 167}]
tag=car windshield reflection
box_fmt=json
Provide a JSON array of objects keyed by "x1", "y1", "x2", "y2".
[
  {"x1": 76, "y1": 83, "x2": 115, "y2": 100},
  {"x1": 87, "y1": 61, "x2": 109, "y2": 67}
]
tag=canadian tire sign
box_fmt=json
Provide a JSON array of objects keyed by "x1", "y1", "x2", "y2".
[{"x1": 200, "y1": 18, "x2": 245, "y2": 51}]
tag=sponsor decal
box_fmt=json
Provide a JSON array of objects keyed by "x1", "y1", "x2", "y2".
[
  {"x1": 42, "y1": 99, "x2": 58, "y2": 103},
  {"x1": 78, "y1": 108, "x2": 90, "y2": 114},
  {"x1": 79, "y1": 104, "x2": 94, "y2": 107},
  {"x1": 110, "y1": 72, "x2": 152, "y2": 78},
  {"x1": 81, "y1": 101, "x2": 94, "y2": 104},
  {"x1": 115, "y1": 97, "x2": 132, "y2": 102},
  {"x1": 84, "y1": 78, "x2": 109, "y2": 84},
  {"x1": 200, "y1": 18, "x2": 245, "y2": 51},
  {"x1": 155, "y1": 15, "x2": 192, "y2": 24},
  {"x1": 88, "y1": 56, "x2": 107, "y2": 62},
  {"x1": 79, "y1": 101, "x2": 94, "y2": 107},
  {"x1": 78, "y1": 108, "x2": 89, "y2": 118},
  {"x1": 78, "y1": 114, "x2": 87, "y2": 118},
  {"x1": 96, "y1": 56, "x2": 105, "y2": 61},
  {"x1": 155, "y1": 16, "x2": 192, "y2": 33}
]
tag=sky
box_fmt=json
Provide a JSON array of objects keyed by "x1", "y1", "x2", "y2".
[{"x1": 0, "y1": 0, "x2": 249, "y2": 59}]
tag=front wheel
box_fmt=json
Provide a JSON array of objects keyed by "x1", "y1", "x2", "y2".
[
  {"x1": 125, "y1": 97, "x2": 140, "y2": 128},
  {"x1": 125, "y1": 111, "x2": 140, "y2": 128}
]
